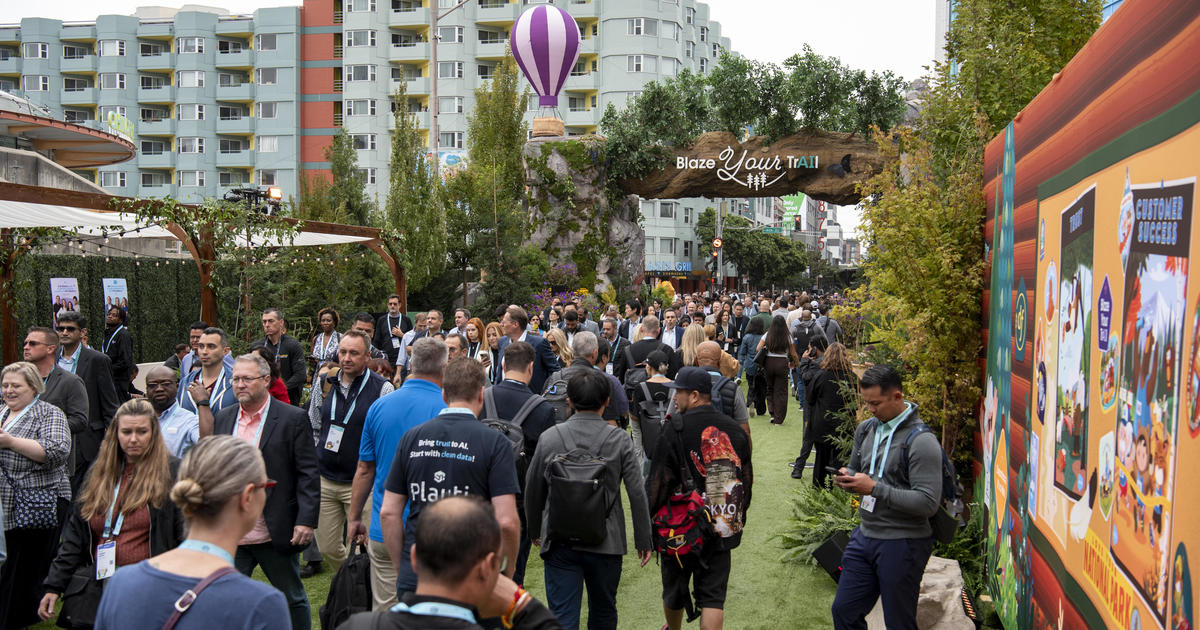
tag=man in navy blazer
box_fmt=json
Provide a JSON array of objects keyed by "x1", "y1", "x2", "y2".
[
  {"x1": 657, "y1": 308, "x2": 688, "y2": 350},
  {"x1": 495, "y1": 305, "x2": 559, "y2": 394},
  {"x1": 54, "y1": 311, "x2": 119, "y2": 492},
  {"x1": 215, "y1": 352, "x2": 320, "y2": 630}
]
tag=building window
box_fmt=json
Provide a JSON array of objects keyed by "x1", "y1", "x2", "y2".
[
  {"x1": 351, "y1": 133, "x2": 376, "y2": 150},
  {"x1": 256, "y1": 33, "x2": 277, "y2": 51},
  {"x1": 63, "y1": 77, "x2": 91, "y2": 92},
  {"x1": 392, "y1": 32, "x2": 417, "y2": 47},
  {"x1": 140, "y1": 75, "x2": 167, "y2": 89},
  {"x1": 628, "y1": 18, "x2": 657, "y2": 36},
  {"x1": 218, "y1": 40, "x2": 245, "y2": 54},
  {"x1": 345, "y1": 65, "x2": 376, "y2": 82},
  {"x1": 177, "y1": 137, "x2": 205, "y2": 154},
  {"x1": 141, "y1": 172, "x2": 167, "y2": 187},
  {"x1": 713, "y1": 43, "x2": 721, "y2": 57},
  {"x1": 661, "y1": 238, "x2": 676, "y2": 255},
  {"x1": 660, "y1": 202, "x2": 675, "y2": 219},
  {"x1": 99, "y1": 40, "x2": 125, "y2": 57},
  {"x1": 478, "y1": 29, "x2": 504, "y2": 44},
  {"x1": 685, "y1": 7, "x2": 695, "y2": 24},
  {"x1": 438, "y1": 96, "x2": 463, "y2": 113},
  {"x1": 258, "y1": 169, "x2": 277, "y2": 186},
  {"x1": 219, "y1": 138, "x2": 244, "y2": 153},
  {"x1": 662, "y1": 22, "x2": 678, "y2": 40},
  {"x1": 345, "y1": 0, "x2": 376, "y2": 12},
  {"x1": 345, "y1": 30, "x2": 376, "y2": 47},
  {"x1": 219, "y1": 170, "x2": 247, "y2": 186},
  {"x1": 219, "y1": 105, "x2": 246, "y2": 120},
  {"x1": 683, "y1": 240, "x2": 691, "y2": 258},
  {"x1": 257, "y1": 136, "x2": 280, "y2": 153},
  {"x1": 358, "y1": 167, "x2": 376, "y2": 184},
  {"x1": 22, "y1": 43, "x2": 48, "y2": 59},
  {"x1": 258, "y1": 101, "x2": 278, "y2": 118},
  {"x1": 178, "y1": 170, "x2": 206, "y2": 187},
  {"x1": 176, "y1": 70, "x2": 204, "y2": 88},
  {"x1": 140, "y1": 42, "x2": 164, "y2": 57},
  {"x1": 438, "y1": 61, "x2": 463, "y2": 79},
  {"x1": 141, "y1": 140, "x2": 166, "y2": 154},
  {"x1": 64, "y1": 109, "x2": 93, "y2": 122},
  {"x1": 627, "y1": 55, "x2": 643, "y2": 72},
  {"x1": 176, "y1": 104, "x2": 205, "y2": 120},
  {"x1": 438, "y1": 26, "x2": 463, "y2": 43},
  {"x1": 257, "y1": 68, "x2": 278, "y2": 85},
  {"x1": 645, "y1": 237, "x2": 654, "y2": 254},
  {"x1": 684, "y1": 207, "x2": 693, "y2": 224},
  {"x1": 699, "y1": 57, "x2": 707, "y2": 73},
  {"x1": 439, "y1": 131, "x2": 463, "y2": 149},
  {"x1": 345, "y1": 99, "x2": 376, "y2": 116},
  {"x1": 699, "y1": 27, "x2": 708, "y2": 42},
  {"x1": 62, "y1": 45, "x2": 90, "y2": 60},
  {"x1": 99, "y1": 106, "x2": 127, "y2": 120},
  {"x1": 99, "y1": 73, "x2": 126, "y2": 90},
  {"x1": 477, "y1": 64, "x2": 494, "y2": 80},
  {"x1": 176, "y1": 37, "x2": 205, "y2": 54},
  {"x1": 218, "y1": 72, "x2": 243, "y2": 87},
  {"x1": 100, "y1": 171, "x2": 126, "y2": 188},
  {"x1": 685, "y1": 41, "x2": 694, "y2": 58},
  {"x1": 141, "y1": 107, "x2": 168, "y2": 121}
]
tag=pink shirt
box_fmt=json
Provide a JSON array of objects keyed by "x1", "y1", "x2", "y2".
[{"x1": 235, "y1": 397, "x2": 272, "y2": 545}]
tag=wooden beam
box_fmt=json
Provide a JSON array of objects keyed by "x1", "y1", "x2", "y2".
[
  {"x1": 32, "y1": 139, "x2": 110, "y2": 150},
  {"x1": 4, "y1": 124, "x2": 43, "y2": 134}
]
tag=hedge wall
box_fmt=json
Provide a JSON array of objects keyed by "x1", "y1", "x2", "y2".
[{"x1": 7, "y1": 254, "x2": 202, "y2": 364}]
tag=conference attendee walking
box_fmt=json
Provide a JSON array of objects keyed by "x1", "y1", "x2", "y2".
[
  {"x1": 40, "y1": 399, "x2": 186, "y2": 626},
  {"x1": 179, "y1": 327, "x2": 237, "y2": 437},
  {"x1": 56, "y1": 310, "x2": 120, "y2": 491},
  {"x1": 92, "y1": 435, "x2": 290, "y2": 629},
  {"x1": 307, "y1": 330, "x2": 393, "y2": 573},
  {"x1": 214, "y1": 353, "x2": 320, "y2": 630},
  {"x1": 524, "y1": 368, "x2": 653, "y2": 630},
  {"x1": 347, "y1": 337, "x2": 448, "y2": 611},
  {"x1": 145, "y1": 365, "x2": 200, "y2": 459},
  {"x1": 311, "y1": 307, "x2": 342, "y2": 369},
  {"x1": 801, "y1": 343, "x2": 857, "y2": 488},
  {"x1": 495, "y1": 306, "x2": 559, "y2": 394},
  {"x1": 736, "y1": 317, "x2": 767, "y2": 416},
  {"x1": 373, "y1": 295, "x2": 412, "y2": 367},
  {"x1": 0, "y1": 361, "x2": 72, "y2": 629},
  {"x1": 757, "y1": 315, "x2": 798, "y2": 425},
  {"x1": 250, "y1": 308, "x2": 307, "y2": 406},
  {"x1": 380, "y1": 358, "x2": 521, "y2": 598},
  {"x1": 23, "y1": 326, "x2": 89, "y2": 464},
  {"x1": 101, "y1": 306, "x2": 135, "y2": 403}
]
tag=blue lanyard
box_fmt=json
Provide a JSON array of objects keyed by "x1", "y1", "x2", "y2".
[
  {"x1": 389, "y1": 601, "x2": 476, "y2": 623},
  {"x1": 102, "y1": 325, "x2": 125, "y2": 354},
  {"x1": 103, "y1": 475, "x2": 125, "y2": 539},
  {"x1": 330, "y1": 373, "x2": 370, "y2": 425},
  {"x1": 179, "y1": 539, "x2": 234, "y2": 565},
  {"x1": 2, "y1": 396, "x2": 39, "y2": 432},
  {"x1": 188, "y1": 367, "x2": 229, "y2": 413},
  {"x1": 868, "y1": 405, "x2": 912, "y2": 477},
  {"x1": 60, "y1": 346, "x2": 82, "y2": 374}
]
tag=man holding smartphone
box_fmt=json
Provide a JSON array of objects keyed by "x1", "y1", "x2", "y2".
[{"x1": 831, "y1": 365, "x2": 942, "y2": 630}]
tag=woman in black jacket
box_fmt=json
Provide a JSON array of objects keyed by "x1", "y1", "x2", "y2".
[
  {"x1": 802, "y1": 342, "x2": 858, "y2": 489},
  {"x1": 40, "y1": 399, "x2": 184, "y2": 628}
]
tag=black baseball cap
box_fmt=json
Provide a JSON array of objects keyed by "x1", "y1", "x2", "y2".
[{"x1": 664, "y1": 367, "x2": 712, "y2": 392}]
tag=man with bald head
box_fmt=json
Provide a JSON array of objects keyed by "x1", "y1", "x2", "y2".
[
  {"x1": 665, "y1": 341, "x2": 752, "y2": 443},
  {"x1": 145, "y1": 364, "x2": 200, "y2": 458}
]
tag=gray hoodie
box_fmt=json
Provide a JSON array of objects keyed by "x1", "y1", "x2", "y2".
[{"x1": 847, "y1": 403, "x2": 942, "y2": 539}]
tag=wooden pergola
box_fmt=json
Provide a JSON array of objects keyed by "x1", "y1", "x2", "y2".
[{"x1": 0, "y1": 181, "x2": 406, "y2": 364}]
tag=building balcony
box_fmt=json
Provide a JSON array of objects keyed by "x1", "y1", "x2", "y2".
[
  {"x1": 404, "y1": 77, "x2": 430, "y2": 95},
  {"x1": 61, "y1": 88, "x2": 97, "y2": 105},
  {"x1": 565, "y1": 0, "x2": 598, "y2": 18},
  {"x1": 216, "y1": 83, "x2": 254, "y2": 102},
  {"x1": 477, "y1": 2, "x2": 517, "y2": 24},
  {"x1": 0, "y1": 57, "x2": 21, "y2": 74},
  {"x1": 137, "y1": 85, "x2": 174, "y2": 103},
  {"x1": 389, "y1": 7, "x2": 430, "y2": 27},
  {"x1": 137, "y1": 23, "x2": 173, "y2": 38},
  {"x1": 389, "y1": 110, "x2": 429, "y2": 129},
  {"x1": 137, "y1": 183, "x2": 172, "y2": 197},
  {"x1": 60, "y1": 25, "x2": 97, "y2": 41},
  {"x1": 216, "y1": 116, "x2": 254, "y2": 134},
  {"x1": 388, "y1": 42, "x2": 429, "y2": 62},
  {"x1": 566, "y1": 109, "x2": 597, "y2": 127},
  {"x1": 578, "y1": 37, "x2": 596, "y2": 55},
  {"x1": 138, "y1": 118, "x2": 174, "y2": 135},
  {"x1": 215, "y1": 49, "x2": 253, "y2": 68},
  {"x1": 137, "y1": 151, "x2": 172, "y2": 168},
  {"x1": 475, "y1": 41, "x2": 507, "y2": 59},
  {"x1": 137, "y1": 53, "x2": 174, "y2": 71},
  {"x1": 61, "y1": 56, "x2": 96, "y2": 73},
  {"x1": 217, "y1": 150, "x2": 253, "y2": 167},
  {"x1": 563, "y1": 73, "x2": 596, "y2": 91}
]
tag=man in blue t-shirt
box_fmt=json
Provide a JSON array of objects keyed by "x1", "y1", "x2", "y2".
[
  {"x1": 380, "y1": 357, "x2": 521, "y2": 598},
  {"x1": 348, "y1": 337, "x2": 448, "y2": 611}
]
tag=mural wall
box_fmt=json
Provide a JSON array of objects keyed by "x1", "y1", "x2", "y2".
[{"x1": 980, "y1": 2, "x2": 1200, "y2": 628}]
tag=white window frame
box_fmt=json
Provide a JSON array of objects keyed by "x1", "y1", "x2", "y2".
[
  {"x1": 62, "y1": 44, "x2": 90, "y2": 60},
  {"x1": 257, "y1": 136, "x2": 280, "y2": 153},
  {"x1": 627, "y1": 18, "x2": 643, "y2": 35},
  {"x1": 437, "y1": 61, "x2": 463, "y2": 79},
  {"x1": 219, "y1": 138, "x2": 244, "y2": 154},
  {"x1": 176, "y1": 70, "x2": 205, "y2": 88},
  {"x1": 63, "y1": 77, "x2": 91, "y2": 92},
  {"x1": 684, "y1": 207, "x2": 693, "y2": 224},
  {"x1": 219, "y1": 170, "x2": 248, "y2": 187},
  {"x1": 438, "y1": 131, "x2": 463, "y2": 149},
  {"x1": 699, "y1": 27, "x2": 708, "y2": 42},
  {"x1": 683, "y1": 240, "x2": 692, "y2": 258},
  {"x1": 99, "y1": 106, "x2": 127, "y2": 120},
  {"x1": 141, "y1": 139, "x2": 166, "y2": 155},
  {"x1": 22, "y1": 43, "x2": 48, "y2": 59},
  {"x1": 346, "y1": 99, "x2": 376, "y2": 116},
  {"x1": 685, "y1": 41, "x2": 694, "y2": 58},
  {"x1": 257, "y1": 68, "x2": 279, "y2": 85},
  {"x1": 345, "y1": 0, "x2": 376, "y2": 12},
  {"x1": 176, "y1": 37, "x2": 205, "y2": 54},
  {"x1": 438, "y1": 96, "x2": 463, "y2": 114},
  {"x1": 176, "y1": 103, "x2": 205, "y2": 120},
  {"x1": 351, "y1": 133, "x2": 376, "y2": 150},
  {"x1": 177, "y1": 137, "x2": 205, "y2": 154},
  {"x1": 699, "y1": 57, "x2": 708, "y2": 73},
  {"x1": 256, "y1": 33, "x2": 277, "y2": 51},
  {"x1": 713, "y1": 43, "x2": 721, "y2": 57},
  {"x1": 99, "y1": 40, "x2": 125, "y2": 57},
  {"x1": 345, "y1": 29, "x2": 377, "y2": 47},
  {"x1": 686, "y1": 7, "x2": 695, "y2": 24},
  {"x1": 437, "y1": 26, "x2": 463, "y2": 43},
  {"x1": 660, "y1": 202, "x2": 676, "y2": 219},
  {"x1": 344, "y1": 64, "x2": 377, "y2": 82},
  {"x1": 627, "y1": 55, "x2": 643, "y2": 72},
  {"x1": 100, "y1": 171, "x2": 126, "y2": 188},
  {"x1": 258, "y1": 169, "x2": 278, "y2": 186},
  {"x1": 99, "y1": 73, "x2": 126, "y2": 90},
  {"x1": 258, "y1": 101, "x2": 279, "y2": 119},
  {"x1": 217, "y1": 40, "x2": 245, "y2": 54},
  {"x1": 661, "y1": 238, "x2": 676, "y2": 255},
  {"x1": 141, "y1": 172, "x2": 166, "y2": 188},
  {"x1": 177, "y1": 170, "x2": 206, "y2": 187},
  {"x1": 358, "y1": 167, "x2": 376, "y2": 184}
]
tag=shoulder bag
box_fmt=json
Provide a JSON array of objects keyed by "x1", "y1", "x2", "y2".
[
  {"x1": 160, "y1": 566, "x2": 238, "y2": 630},
  {"x1": 0, "y1": 452, "x2": 59, "y2": 530}
]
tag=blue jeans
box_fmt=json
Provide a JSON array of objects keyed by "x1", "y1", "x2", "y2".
[
  {"x1": 236, "y1": 543, "x2": 311, "y2": 630},
  {"x1": 831, "y1": 528, "x2": 934, "y2": 630},
  {"x1": 543, "y1": 545, "x2": 623, "y2": 630}
]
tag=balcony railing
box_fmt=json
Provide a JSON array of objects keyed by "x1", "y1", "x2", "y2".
[{"x1": 333, "y1": 79, "x2": 343, "y2": 93}]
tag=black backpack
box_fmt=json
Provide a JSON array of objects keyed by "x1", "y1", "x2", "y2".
[
  {"x1": 709, "y1": 375, "x2": 739, "y2": 419},
  {"x1": 793, "y1": 319, "x2": 825, "y2": 354},
  {"x1": 319, "y1": 542, "x2": 371, "y2": 630},
  {"x1": 870, "y1": 418, "x2": 962, "y2": 543},
  {"x1": 541, "y1": 369, "x2": 572, "y2": 423},
  {"x1": 545, "y1": 429, "x2": 617, "y2": 547},
  {"x1": 636, "y1": 381, "x2": 670, "y2": 456},
  {"x1": 481, "y1": 387, "x2": 544, "y2": 489}
]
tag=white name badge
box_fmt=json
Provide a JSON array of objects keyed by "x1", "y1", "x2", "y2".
[
  {"x1": 860, "y1": 495, "x2": 876, "y2": 513},
  {"x1": 605, "y1": 362, "x2": 614, "y2": 375},
  {"x1": 325, "y1": 424, "x2": 345, "y2": 453},
  {"x1": 96, "y1": 541, "x2": 116, "y2": 580},
  {"x1": 166, "y1": 426, "x2": 179, "y2": 434},
  {"x1": 392, "y1": 337, "x2": 401, "y2": 349}
]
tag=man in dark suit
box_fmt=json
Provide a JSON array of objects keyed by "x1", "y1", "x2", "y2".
[
  {"x1": 250, "y1": 307, "x2": 307, "y2": 406},
  {"x1": 216, "y1": 352, "x2": 320, "y2": 630},
  {"x1": 495, "y1": 305, "x2": 559, "y2": 394},
  {"x1": 616, "y1": 315, "x2": 681, "y2": 382},
  {"x1": 373, "y1": 294, "x2": 412, "y2": 366},
  {"x1": 24, "y1": 326, "x2": 89, "y2": 477},
  {"x1": 657, "y1": 308, "x2": 687, "y2": 351},
  {"x1": 101, "y1": 305, "x2": 134, "y2": 401},
  {"x1": 54, "y1": 311, "x2": 119, "y2": 492},
  {"x1": 618, "y1": 299, "x2": 642, "y2": 341}
]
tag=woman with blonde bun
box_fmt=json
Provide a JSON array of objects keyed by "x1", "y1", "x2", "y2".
[{"x1": 93, "y1": 435, "x2": 288, "y2": 630}]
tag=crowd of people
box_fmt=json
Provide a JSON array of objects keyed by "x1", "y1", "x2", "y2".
[{"x1": 0, "y1": 287, "x2": 949, "y2": 630}]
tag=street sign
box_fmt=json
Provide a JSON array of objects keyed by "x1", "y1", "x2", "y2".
[
  {"x1": 711, "y1": 237, "x2": 723, "y2": 248},
  {"x1": 763, "y1": 226, "x2": 783, "y2": 234}
]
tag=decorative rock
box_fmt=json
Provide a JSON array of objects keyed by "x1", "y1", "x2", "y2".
[{"x1": 864, "y1": 555, "x2": 974, "y2": 630}]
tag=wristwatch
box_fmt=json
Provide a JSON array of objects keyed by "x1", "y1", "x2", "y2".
[{"x1": 195, "y1": 399, "x2": 210, "y2": 407}]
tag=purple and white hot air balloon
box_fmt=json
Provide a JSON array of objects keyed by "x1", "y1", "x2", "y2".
[{"x1": 510, "y1": 4, "x2": 581, "y2": 110}]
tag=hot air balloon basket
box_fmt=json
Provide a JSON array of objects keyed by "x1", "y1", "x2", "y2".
[{"x1": 533, "y1": 116, "x2": 565, "y2": 138}]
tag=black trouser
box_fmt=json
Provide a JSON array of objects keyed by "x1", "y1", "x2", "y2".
[
  {"x1": 0, "y1": 497, "x2": 68, "y2": 629},
  {"x1": 748, "y1": 371, "x2": 767, "y2": 415},
  {"x1": 764, "y1": 356, "x2": 791, "y2": 424},
  {"x1": 794, "y1": 414, "x2": 815, "y2": 474}
]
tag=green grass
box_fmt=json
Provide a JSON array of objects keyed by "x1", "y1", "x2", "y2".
[{"x1": 36, "y1": 383, "x2": 838, "y2": 629}]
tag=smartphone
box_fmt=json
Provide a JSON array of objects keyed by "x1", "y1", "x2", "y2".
[{"x1": 825, "y1": 466, "x2": 842, "y2": 474}]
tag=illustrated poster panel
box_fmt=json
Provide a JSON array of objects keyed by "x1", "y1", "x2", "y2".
[
  {"x1": 101, "y1": 278, "x2": 129, "y2": 318},
  {"x1": 50, "y1": 277, "x2": 79, "y2": 328},
  {"x1": 1056, "y1": 187, "x2": 1095, "y2": 499}
]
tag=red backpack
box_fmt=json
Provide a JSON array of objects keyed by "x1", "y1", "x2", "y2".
[{"x1": 652, "y1": 415, "x2": 715, "y2": 562}]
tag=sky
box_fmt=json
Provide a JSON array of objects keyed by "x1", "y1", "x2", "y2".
[{"x1": 1, "y1": 0, "x2": 939, "y2": 237}]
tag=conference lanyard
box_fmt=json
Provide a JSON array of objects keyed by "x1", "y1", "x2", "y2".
[
  {"x1": 330, "y1": 374, "x2": 370, "y2": 426},
  {"x1": 188, "y1": 367, "x2": 229, "y2": 413},
  {"x1": 389, "y1": 601, "x2": 476, "y2": 624},
  {"x1": 102, "y1": 325, "x2": 125, "y2": 354},
  {"x1": 1, "y1": 396, "x2": 38, "y2": 432},
  {"x1": 102, "y1": 476, "x2": 125, "y2": 539},
  {"x1": 868, "y1": 405, "x2": 912, "y2": 477},
  {"x1": 179, "y1": 539, "x2": 235, "y2": 565},
  {"x1": 61, "y1": 346, "x2": 82, "y2": 374}
]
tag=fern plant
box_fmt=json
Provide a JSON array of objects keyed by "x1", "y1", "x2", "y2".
[{"x1": 778, "y1": 484, "x2": 860, "y2": 566}]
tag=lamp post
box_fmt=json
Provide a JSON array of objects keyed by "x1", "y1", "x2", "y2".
[{"x1": 430, "y1": 0, "x2": 472, "y2": 177}]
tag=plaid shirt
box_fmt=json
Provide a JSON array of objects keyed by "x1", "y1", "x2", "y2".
[{"x1": 0, "y1": 399, "x2": 73, "y2": 522}]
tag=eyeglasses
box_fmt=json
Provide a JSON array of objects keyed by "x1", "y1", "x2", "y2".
[
  {"x1": 253, "y1": 480, "x2": 277, "y2": 491},
  {"x1": 231, "y1": 376, "x2": 269, "y2": 384},
  {"x1": 23, "y1": 340, "x2": 49, "y2": 347},
  {"x1": 55, "y1": 326, "x2": 79, "y2": 332}
]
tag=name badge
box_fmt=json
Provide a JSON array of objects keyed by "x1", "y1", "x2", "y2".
[
  {"x1": 392, "y1": 337, "x2": 401, "y2": 349},
  {"x1": 96, "y1": 541, "x2": 117, "y2": 580},
  {"x1": 860, "y1": 495, "x2": 876, "y2": 513},
  {"x1": 605, "y1": 362, "x2": 614, "y2": 375},
  {"x1": 166, "y1": 426, "x2": 179, "y2": 434},
  {"x1": 325, "y1": 424, "x2": 345, "y2": 453}
]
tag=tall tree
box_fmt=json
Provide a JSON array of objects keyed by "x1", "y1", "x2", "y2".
[
  {"x1": 325, "y1": 128, "x2": 372, "y2": 226},
  {"x1": 383, "y1": 83, "x2": 446, "y2": 294}
]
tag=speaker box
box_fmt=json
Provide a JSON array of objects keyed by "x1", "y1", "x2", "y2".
[{"x1": 812, "y1": 531, "x2": 850, "y2": 583}]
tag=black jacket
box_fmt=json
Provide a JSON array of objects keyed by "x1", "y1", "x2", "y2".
[
  {"x1": 102, "y1": 325, "x2": 134, "y2": 399},
  {"x1": 214, "y1": 399, "x2": 321, "y2": 553},
  {"x1": 489, "y1": 379, "x2": 556, "y2": 459},
  {"x1": 41, "y1": 366, "x2": 90, "y2": 436},
  {"x1": 62, "y1": 347, "x2": 120, "y2": 485},
  {"x1": 617, "y1": 339, "x2": 680, "y2": 383},
  {"x1": 804, "y1": 365, "x2": 856, "y2": 440},
  {"x1": 44, "y1": 460, "x2": 185, "y2": 595},
  {"x1": 251, "y1": 335, "x2": 307, "y2": 405},
  {"x1": 374, "y1": 312, "x2": 413, "y2": 364},
  {"x1": 340, "y1": 593, "x2": 563, "y2": 630}
]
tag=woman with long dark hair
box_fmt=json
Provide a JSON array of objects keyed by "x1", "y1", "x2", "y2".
[
  {"x1": 737, "y1": 317, "x2": 767, "y2": 416},
  {"x1": 757, "y1": 315, "x2": 799, "y2": 425},
  {"x1": 803, "y1": 342, "x2": 857, "y2": 488}
]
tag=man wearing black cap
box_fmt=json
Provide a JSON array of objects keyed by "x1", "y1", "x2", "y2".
[{"x1": 646, "y1": 367, "x2": 753, "y2": 630}]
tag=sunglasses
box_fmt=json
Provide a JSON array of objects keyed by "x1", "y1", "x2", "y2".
[{"x1": 55, "y1": 326, "x2": 79, "y2": 332}]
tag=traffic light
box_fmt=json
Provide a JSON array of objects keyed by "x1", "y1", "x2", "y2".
[{"x1": 794, "y1": 216, "x2": 802, "y2": 231}]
